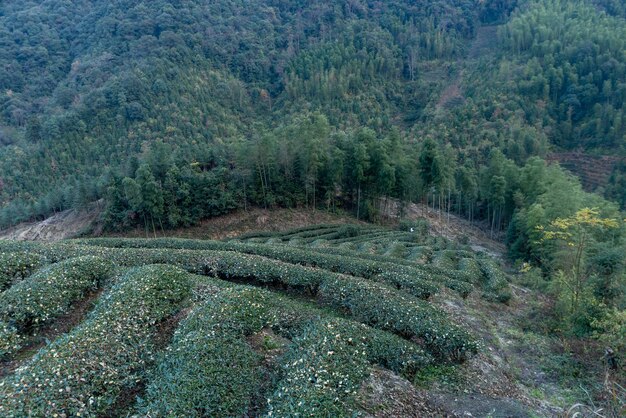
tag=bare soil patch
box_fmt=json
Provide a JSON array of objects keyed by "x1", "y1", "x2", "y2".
[
  {"x1": 358, "y1": 367, "x2": 449, "y2": 417},
  {"x1": 0, "y1": 200, "x2": 104, "y2": 242},
  {"x1": 107, "y1": 208, "x2": 361, "y2": 241}
]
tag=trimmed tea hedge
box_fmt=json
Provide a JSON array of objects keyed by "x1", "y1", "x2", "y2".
[
  {"x1": 0, "y1": 264, "x2": 192, "y2": 417},
  {"x1": 79, "y1": 238, "x2": 474, "y2": 296},
  {"x1": 202, "y1": 252, "x2": 473, "y2": 360},
  {"x1": 211, "y1": 250, "x2": 439, "y2": 300},
  {"x1": 272, "y1": 243, "x2": 476, "y2": 297},
  {"x1": 139, "y1": 298, "x2": 263, "y2": 416},
  {"x1": 0, "y1": 321, "x2": 22, "y2": 357},
  {"x1": 267, "y1": 318, "x2": 432, "y2": 416},
  {"x1": 141, "y1": 285, "x2": 432, "y2": 417},
  {"x1": 73, "y1": 241, "x2": 442, "y2": 299},
  {"x1": 458, "y1": 257, "x2": 484, "y2": 284},
  {"x1": 0, "y1": 256, "x2": 113, "y2": 335},
  {"x1": 0, "y1": 252, "x2": 45, "y2": 292},
  {"x1": 0, "y1": 241, "x2": 44, "y2": 253},
  {"x1": 318, "y1": 275, "x2": 478, "y2": 362},
  {"x1": 478, "y1": 258, "x2": 512, "y2": 303},
  {"x1": 139, "y1": 286, "x2": 312, "y2": 416}
]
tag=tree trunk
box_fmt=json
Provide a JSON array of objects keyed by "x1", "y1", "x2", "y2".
[
  {"x1": 357, "y1": 185, "x2": 361, "y2": 220},
  {"x1": 447, "y1": 189, "x2": 452, "y2": 223}
]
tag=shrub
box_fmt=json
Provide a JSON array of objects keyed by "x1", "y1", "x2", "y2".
[
  {"x1": 75, "y1": 240, "x2": 442, "y2": 299},
  {"x1": 478, "y1": 258, "x2": 512, "y2": 303},
  {"x1": 398, "y1": 219, "x2": 430, "y2": 236},
  {"x1": 141, "y1": 285, "x2": 432, "y2": 417},
  {"x1": 458, "y1": 257, "x2": 484, "y2": 284},
  {"x1": 205, "y1": 254, "x2": 473, "y2": 360},
  {"x1": 267, "y1": 318, "x2": 432, "y2": 416},
  {"x1": 138, "y1": 300, "x2": 263, "y2": 417},
  {"x1": 0, "y1": 321, "x2": 22, "y2": 357},
  {"x1": 0, "y1": 256, "x2": 113, "y2": 332},
  {"x1": 0, "y1": 252, "x2": 45, "y2": 291},
  {"x1": 0, "y1": 264, "x2": 192, "y2": 417},
  {"x1": 318, "y1": 276, "x2": 479, "y2": 362},
  {"x1": 79, "y1": 238, "x2": 478, "y2": 296},
  {"x1": 207, "y1": 251, "x2": 329, "y2": 294},
  {"x1": 336, "y1": 224, "x2": 361, "y2": 239}
]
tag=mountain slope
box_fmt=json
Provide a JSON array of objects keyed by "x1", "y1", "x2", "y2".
[{"x1": 0, "y1": 1, "x2": 624, "y2": 264}]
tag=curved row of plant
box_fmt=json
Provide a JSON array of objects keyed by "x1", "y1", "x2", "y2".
[
  {"x1": 0, "y1": 242, "x2": 440, "y2": 301},
  {"x1": 139, "y1": 284, "x2": 432, "y2": 417},
  {"x1": 202, "y1": 251, "x2": 477, "y2": 361},
  {"x1": 0, "y1": 238, "x2": 510, "y2": 303},
  {"x1": 318, "y1": 275, "x2": 478, "y2": 361},
  {"x1": 0, "y1": 256, "x2": 113, "y2": 357},
  {"x1": 236, "y1": 223, "x2": 349, "y2": 240},
  {"x1": 73, "y1": 245, "x2": 471, "y2": 359},
  {"x1": 300, "y1": 245, "x2": 507, "y2": 300},
  {"x1": 0, "y1": 242, "x2": 478, "y2": 361},
  {"x1": 477, "y1": 258, "x2": 513, "y2": 303},
  {"x1": 207, "y1": 250, "x2": 440, "y2": 300},
  {"x1": 0, "y1": 264, "x2": 192, "y2": 417},
  {"x1": 284, "y1": 244, "x2": 477, "y2": 298},
  {"x1": 267, "y1": 317, "x2": 432, "y2": 417},
  {"x1": 0, "y1": 252, "x2": 45, "y2": 293},
  {"x1": 142, "y1": 245, "x2": 477, "y2": 360},
  {"x1": 77, "y1": 238, "x2": 478, "y2": 297}
]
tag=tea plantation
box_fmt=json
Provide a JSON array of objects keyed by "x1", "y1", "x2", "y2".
[{"x1": 0, "y1": 223, "x2": 512, "y2": 416}]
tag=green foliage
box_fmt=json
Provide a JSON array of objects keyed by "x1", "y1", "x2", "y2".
[
  {"x1": 336, "y1": 224, "x2": 361, "y2": 239},
  {"x1": 501, "y1": 0, "x2": 626, "y2": 150},
  {"x1": 0, "y1": 252, "x2": 44, "y2": 291},
  {"x1": 141, "y1": 284, "x2": 432, "y2": 417},
  {"x1": 0, "y1": 227, "x2": 510, "y2": 414},
  {"x1": 0, "y1": 0, "x2": 482, "y2": 228},
  {"x1": 0, "y1": 256, "x2": 113, "y2": 334},
  {"x1": 267, "y1": 317, "x2": 432, "y2": 417},
  {"x1": 478, "y1": 258, "x2": 513, "y2": 303},
  {"x1": 0, "y1": 321, "x2": 22, "y2": 357},
  {"x1": 138, "y1": 287, "x2": 267, "y2": 417},
  {"x1": 82, "y1": 237, "x2": 464, "y2": 294},
  {"x1": 592, "y1": 307, "x2": 626, "y2": 354},
  {"x1": 0, "y1": 264, "x2": 192, "y2": 417},
  {"x1": 318, "y1": 275, "x2": 478, "y2": 362}
]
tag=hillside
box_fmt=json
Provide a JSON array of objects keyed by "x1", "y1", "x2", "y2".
[
  {"x1": 1, "y1": 1, "x2": 626, "y2": 415},
  {"x1": 0, "y1": 224, "x2": 562, "y2": 416},
  {"x1": 1, "y1": 0, "x2": 626, "y2": 233},
  {"x1": 1, "y1": 222, "x2": 623, "y2": 416}
]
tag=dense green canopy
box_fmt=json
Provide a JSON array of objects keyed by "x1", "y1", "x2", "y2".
[{"x1": 0, "y1": 0, "x2": 624, "y2": 246}]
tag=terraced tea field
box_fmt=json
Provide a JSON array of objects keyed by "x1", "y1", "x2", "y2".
[{"x1": 0, "y1": 223, "x2": 512, "y2": 417}]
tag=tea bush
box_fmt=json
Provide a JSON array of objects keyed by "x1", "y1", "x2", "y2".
[
  {"x1": 478, "y1": 258, "x2": 512, "y2": 303},
  {"x1": 80, "y1": 238, "x2": 475, "y2": 297},
  {"x1": 267, "y1": 318, "x2": 432, "y2": 416},
  {"x1": 140, "y1": 283, "x2": 435, "y2": 416},
  {"x1": 0, "y1": 252, "x2": 45, "y2": 292},
  {"x1": 138, "y1": 294, "x2": 264, "y2": 417},
  {"x1": 0, "y1": 256, "x2": 113, "y2": 332},
  {"x1": 0, "y1": 264, "x2": 192, "y2": 417},
  {"x1": 318, "y1": 275, "x2": 479, "y2": 361},
  {"x1": 0, "y1": 321, "x2": 22, "y2": 357}
]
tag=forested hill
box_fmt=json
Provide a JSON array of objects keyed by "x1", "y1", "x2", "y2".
[{"x1": 0, "y1": 0, "x2": 625, "y2": 235}]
